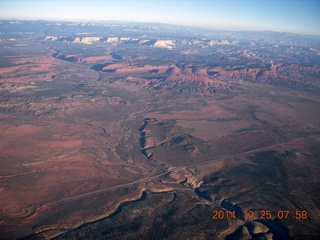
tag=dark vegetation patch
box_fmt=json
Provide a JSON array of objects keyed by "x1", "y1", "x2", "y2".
[{"x1": 52, "y1": 191, "x2": 227, "y2": 240}]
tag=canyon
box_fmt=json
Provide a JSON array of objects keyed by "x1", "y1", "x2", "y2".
[{"x1": 0, "y1": 20, "x2": 319, "y2": 240}]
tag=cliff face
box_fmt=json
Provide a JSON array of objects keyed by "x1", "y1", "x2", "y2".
[
  {"x1": 208, "y1": 64, "x2": 320, "y2": 84},
  {"x1": 166, "y1": 65, "x2": 217, "y2": 84},
  {"x1": 88, "y1": 60, "x2": 320, "y2": 94},
  {"x1": 208, "y1": 66, "x2": 262, "y2": 80},
  {"x1": 107, "y1": 37, "x2": 118, "y2": 43},
  {"x1": 94, "y1": 61, "x2": 320, "y2": 84},
  {"x1": 81, "y1": 37, "x2": 102, "y2": 44},
  {"x1": 45, "y1": 36, "x2": 104, "y2": 44},
  {"x1": 154, "y1": 40, "x2": 176, "y2": 49},
  {"x1": 50, "y1": 47, "x2": 320, "y2": 93}
]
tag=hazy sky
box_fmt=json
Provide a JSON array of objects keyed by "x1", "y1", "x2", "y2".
[{"x1": 1, "y1": 0, "x2": 320, "y2": 35}]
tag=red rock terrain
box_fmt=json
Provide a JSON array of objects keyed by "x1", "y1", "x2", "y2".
[
  {"x1": 0, "y1": 56, "x2": 56, "y2": 83},
  {"x1": 1, "y1": 22, "x2": 320, "y2": 239},
  {"x1": 93, "y1": 60, "x2": 320, "y2": 94}
]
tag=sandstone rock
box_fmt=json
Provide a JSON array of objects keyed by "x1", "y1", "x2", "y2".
[
  {"x1": 209, "y1": 39, "x2": 231, "y2": 45},
  {"x1": 45, "y1": 36, "x2": 58, "y2": 41},
  {"x1": 81, "y1": 37, "x2": 102, "y2": 44},
  {"x1": 73, "y1": 37, "x2": 81, "y2": 43},
  {"x1": 154, "y1": 40, "x2": 176, "y2": 49},
  {"x1": 139, "y1": 39, "x2": 151, "y2": 44},
  {"x1": 107, "y1": 37, "x2": 118, "y2": 43},
  {"x1": 120, "y1": 37, "x2": 130, "y2": 41}
]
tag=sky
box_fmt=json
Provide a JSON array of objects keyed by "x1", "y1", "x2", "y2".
[{"x1": 0, "y1": 0, "x2": 320, "y2": 36}]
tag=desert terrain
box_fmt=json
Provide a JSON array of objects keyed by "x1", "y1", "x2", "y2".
[{"x1": 0, "y1": 20, "x2": 319, "y2": 239}]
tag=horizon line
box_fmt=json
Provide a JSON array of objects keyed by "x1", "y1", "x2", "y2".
[{"x1": 1, "y1": 17, "x2": 320, "y2": 38}]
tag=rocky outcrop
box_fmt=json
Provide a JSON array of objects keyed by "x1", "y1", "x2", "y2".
[
  {"x1": 120, "y1": 37, "x2": 130, "y2": 41},
  {"x1": 107, "y1": 37, "x2": 118, "y2": 43},
  {"x1": 208, "y1": 64, "x2": 320, "y2": 84},
  {"x1": 209, "y1": 39, "x2": 232, "y2": 45},
  {"x1": 76, "y1": 55, "x2": 113, "y2": 64},
  {"x1": 45, "y1": 36, "x2": 102, "y2": 44},
  {"x1": 89, "y1": 59, "x2": 320, "y2": 93},
  {"x1": 154, "y1": 40, "x2": 176, "y2": 49},
  {"x1": 182, "y1": 176, "x2": 203, "y2": 189},
  {"x1": 80, "y1": 37, "x2": 102, "y2": 44},
  {"x1": 208, "y1": 66, "x2": 263, "y2": 81},
  {"x1": 45, "y1": 36, "x2": 58, "y2": 41}
]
